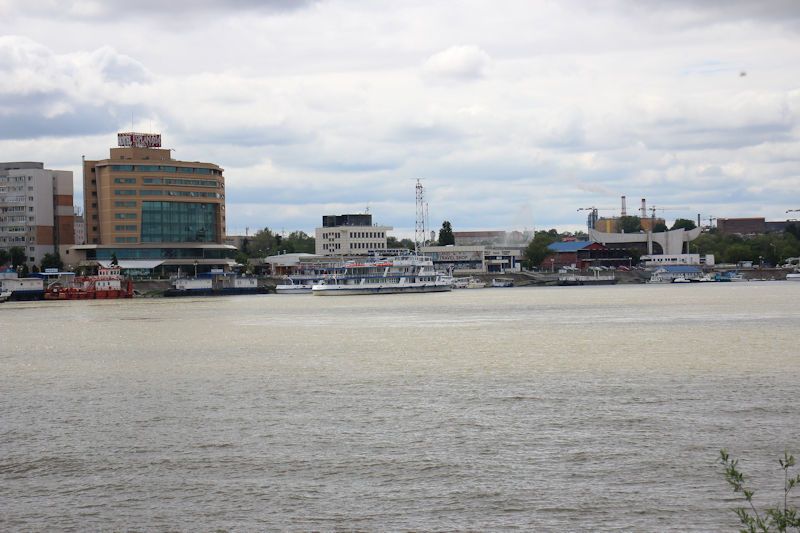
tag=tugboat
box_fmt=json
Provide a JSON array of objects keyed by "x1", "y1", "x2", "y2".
[{"x1": 44, "y1": 266, "x2": 134, "y2": 300}]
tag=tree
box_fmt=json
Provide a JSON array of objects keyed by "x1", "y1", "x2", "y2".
[
  {"x1": 0, "y1": 249, "x2": 10, "y2": 267},
  {"x1": 40, "y1": 253, "x2": 63, "y2": 271},
  {"x1": 523, "y1": 231, "x2": 558, "y2": 269},
  {"x1": 9, "y1": 246, "x2": 26, "y2": 268},
  {"x1": 785, "y1": 223, "x2": 800, "y2": 241},
  {"x1": 672, "y1": 218, "x2": 697, "y2": 231},
  {"x1": 619, "y1": 216, "x2": 642, "y2": 233},
  {"x1": 387, "y1": 237, "x2": 415, "y2": 250},
  {"x1": 720, "y1": 449, "x2": 800, "y2": 532},
  {"x1": 653, "y1": 222, "x2": 669, "y2": 233},
  {"x1": 248, "y1": 228, "x2": 279, "y2": 257},
  {"x1": 438, "y1": 221, "x2": 455, "y2": 246}
]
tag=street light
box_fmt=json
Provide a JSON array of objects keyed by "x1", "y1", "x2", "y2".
[{"x1": 193, "y1": 260, "x2": 198, "y2": 277}]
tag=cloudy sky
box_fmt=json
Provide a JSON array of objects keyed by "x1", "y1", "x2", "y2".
[{"x1": 1, "y1": 0, "x2": 799, "y2": 236}]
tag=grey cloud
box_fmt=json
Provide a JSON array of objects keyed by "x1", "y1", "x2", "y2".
[
  {"x1": 7, "y1": 0, "x2": 320, "y2": 20},
  {"x1": 0, "y1": 103, "x2": 150, "y2": 140}
]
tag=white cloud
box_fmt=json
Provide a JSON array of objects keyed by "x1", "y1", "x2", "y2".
[
  {"x1": 0, "y1": 0, "x2": 798, "y2": 233},
  {"x1": 422, "y1": 45, "x2": 491, "y2": 81}
]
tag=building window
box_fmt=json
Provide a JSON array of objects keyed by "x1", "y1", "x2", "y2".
[
  {"x1": 140, "y1": 201, "x2": 218, "y2": 243},
  {"x1": 115, "y1": 213, "x2": 137, "y2": 219},
  {"x1": 114, "y1": 190, "x2": 137, "y2": 196},
  {"x1": 114, "y1": 224, "x2": 137, "y2": 231},
  {"x1": 114, "y1": 178, "x2": 136, "y2": 184},
  {"x1": 114, "y1": 201, "x2": 136, "y2": 207},
  {"x1": 114, "y1": 237, "x2": 137, "y2": 243}
]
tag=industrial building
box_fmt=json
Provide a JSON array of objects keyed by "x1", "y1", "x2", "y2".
[
  {"x1": 315, "y1": 213, "x2": 391, "y2": 256},
  {"x1": 0, "y1": 162, "x2": 75, "y2": 267},
  {"x1": 541, "y1": 241, "x2": 632, "y2": 271}
]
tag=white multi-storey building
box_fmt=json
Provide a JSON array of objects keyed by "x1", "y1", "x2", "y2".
[
  {"x1": 0, "y1": 162, "x2": 75, "y2": 266},
  {"x1": 315, "y1": 214, "x2": 392, "y2": 256}
]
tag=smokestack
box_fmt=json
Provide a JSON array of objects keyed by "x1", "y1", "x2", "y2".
[
  {"x1": 641, "y1": 198, "x2": 647, "y2": 218},
  {"x1": 621, "y1": 195, "x2": 627, "y2": 217},
  {"x1": 697, "y1": 213, "x2": 701, "y2": 227}
]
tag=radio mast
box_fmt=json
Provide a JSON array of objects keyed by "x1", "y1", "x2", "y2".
[{"x1": 415, "y1": 179, "x2": 426, "y2": 254}]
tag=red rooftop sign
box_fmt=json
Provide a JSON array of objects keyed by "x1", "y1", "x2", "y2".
[{"x1": 117, "y1": 132, "x2": 161, "y2": 148}]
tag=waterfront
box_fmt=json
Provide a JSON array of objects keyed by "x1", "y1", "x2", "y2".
[{"x1": 2, "y1": 283, "x2": 799, "y2": 531}]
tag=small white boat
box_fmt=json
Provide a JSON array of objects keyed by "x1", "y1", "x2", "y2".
[
  {"x1": 466, "y1": 278, "x2": 486, "y2": 289},
  {"x1": 0, "y1": 290, "x2": 11, "y2": 303},
  {"x1": 787, "y1": 272, "x2": 800, "y2": 282},
  {"x1": 672, "y1": 276, "x2": 691, "y2": 283},
  {"x1": 491, "y1": 278, "x2": 514, "y2": 288}
]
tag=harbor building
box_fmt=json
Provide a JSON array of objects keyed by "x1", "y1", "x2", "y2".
[
  {"x1": 315, "y1": 213, "x2": 392, "y2": 256},
  {"x1": 420, "y1": 245, "x2": 522, "y2": 274},
  {"x1": 67, "y1": 133, "x2": 236, "y2": 273},
  {"x1": 0, "y1": 162, "x2": 75, "y2": 267}
]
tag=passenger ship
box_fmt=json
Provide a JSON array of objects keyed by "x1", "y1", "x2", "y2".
[{"x1": 311, "y1": 255, "x2": 453, "y2": 295}]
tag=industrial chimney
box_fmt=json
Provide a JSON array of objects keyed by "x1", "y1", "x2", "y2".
[
  {"x1": 621, "y1": 195, "x2": 627, "y2": 217},
  {"x1": 641, "y1": 198, "x2": 647, "y2": 218}
]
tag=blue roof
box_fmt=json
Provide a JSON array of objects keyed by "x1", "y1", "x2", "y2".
[
  {"x1": 659, "y1": 265, "x2": 702, "y2": 273},
  {"x1": 547, "y1": 241, "x2": 593, "y2": 253}
]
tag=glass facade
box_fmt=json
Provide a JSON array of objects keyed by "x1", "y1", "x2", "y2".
[
  {"x1": 141, "y1": 201, "x2": 218, "y2": 243},
  {"x1": 87, "y1": 247, "x2": 235, "y2": 260}
]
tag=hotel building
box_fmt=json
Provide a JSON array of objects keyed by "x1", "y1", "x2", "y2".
[
  {"x1": 70, "y1": 133, "x2": 236, "y2": 271},
  {"x1": 0, "y1": 162, "x2": 74, "y2": 266}
]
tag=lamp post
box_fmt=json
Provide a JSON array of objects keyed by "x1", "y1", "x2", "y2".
[{"x1": 193, "y1": 260, "x2": 198, "y2": 278}]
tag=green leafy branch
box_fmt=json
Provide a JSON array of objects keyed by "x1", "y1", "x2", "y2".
[{"x1": 720, "y1": 449, "x2": 800, "y2": 532}]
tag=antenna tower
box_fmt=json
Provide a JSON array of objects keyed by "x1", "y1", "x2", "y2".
[{"x1": 415, "y1": 179, "x2": 426, "y2": 254}]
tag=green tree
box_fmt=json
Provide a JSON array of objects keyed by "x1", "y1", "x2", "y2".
[
  {"x1": 9, "y1": 246, "x2": 26, "y2": 268},
  {"x1": 284, "y1": 231, "x2": 315, "y2": 254},
  {"x1": 726, "y1": 243, "x2": 753, "y2": 263},
  {"x1": 523, "y1": 231, "x2": 558, "y2": 269},
  {"x1": 438, "y1": 221, "x2": 455, "y2": 246},
  {"x1": 0, "y1": 249, "x2": 10, "y2": 267},
  {"x1": 619, "y1": 216, "x2": 642, "y2": 233},
  {"x1": 720, "y1": 449, "x2": 800, "y2": 532},
  {"x1": 785, "y1": 223, "x2": 800, "y2": 241},
  {"x1": 387, "y1": 237, "x2": 415, "y2": 250},
  {"x1": 653, "y1": 222, "x2": 669, "y2": 233},
  {"x1": 40, "y1": 253, "x2": 63, "y2": 271},
  {"x1": 248, "y1": 228, "x2": 279, "y2": 257},
  {"x1": 672, "y1": 218, "x2": 697, "y2": 231}
]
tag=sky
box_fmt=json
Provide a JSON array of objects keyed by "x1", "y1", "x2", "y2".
[{"x1": 1, "y1": 0, "x2": 799, "y2": 237}]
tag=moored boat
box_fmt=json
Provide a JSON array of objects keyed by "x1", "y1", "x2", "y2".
[
  {"x1": 164, "y1": 271, "x2": 267, "y2": 297},
  {"x1": 311, "y1": 255, "x2": 452, "y2": 296},
  {"x1": 44, "y1": 266, "x2": 134, "y2": 300}
]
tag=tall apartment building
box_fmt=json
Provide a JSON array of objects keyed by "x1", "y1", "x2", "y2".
[
  {"x1": 71, "y1": 133, "x2": 235, "y2": 272},
  {"x1": 0, "y1": 162, "x2": 74, "y2": 266},
  {"x1": 315, "y1": 213, "x2": 392, "y2": 256}
]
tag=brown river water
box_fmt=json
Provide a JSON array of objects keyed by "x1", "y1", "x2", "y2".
[{"x1": 1, "y1": 282, "x2": 799, "y2": 531}]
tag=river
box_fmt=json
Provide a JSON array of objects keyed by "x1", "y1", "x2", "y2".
[{"x1": 1, "y1": 282, "x2": 799, "y2": 531}]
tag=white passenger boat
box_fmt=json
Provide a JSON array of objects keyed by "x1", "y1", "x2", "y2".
[
  {"x1": 0, "y1": 290, "x2": 11, "y2": 303},
  {"x1": 311, "y1": 255, "x2": 453, "y2": 295},
  {"x1": 275, "y1": 276, "x2": 318, "y2": 294},
  {"x1": 787, "y1": 272, "x2": 800, "y2": 282}
]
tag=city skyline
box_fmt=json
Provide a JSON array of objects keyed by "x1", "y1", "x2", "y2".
[{"x1": 1, "y1": 0, "x2": 799, "y2": 237}]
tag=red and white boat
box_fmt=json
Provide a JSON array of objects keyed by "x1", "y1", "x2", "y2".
[{"x1": 45, "y1": 266, "x2": 134, "y2": 300}]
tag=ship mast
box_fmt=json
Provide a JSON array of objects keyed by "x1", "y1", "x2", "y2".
[{"x1": 415, "y1": 179, "x2": 426, "y2": 255}]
